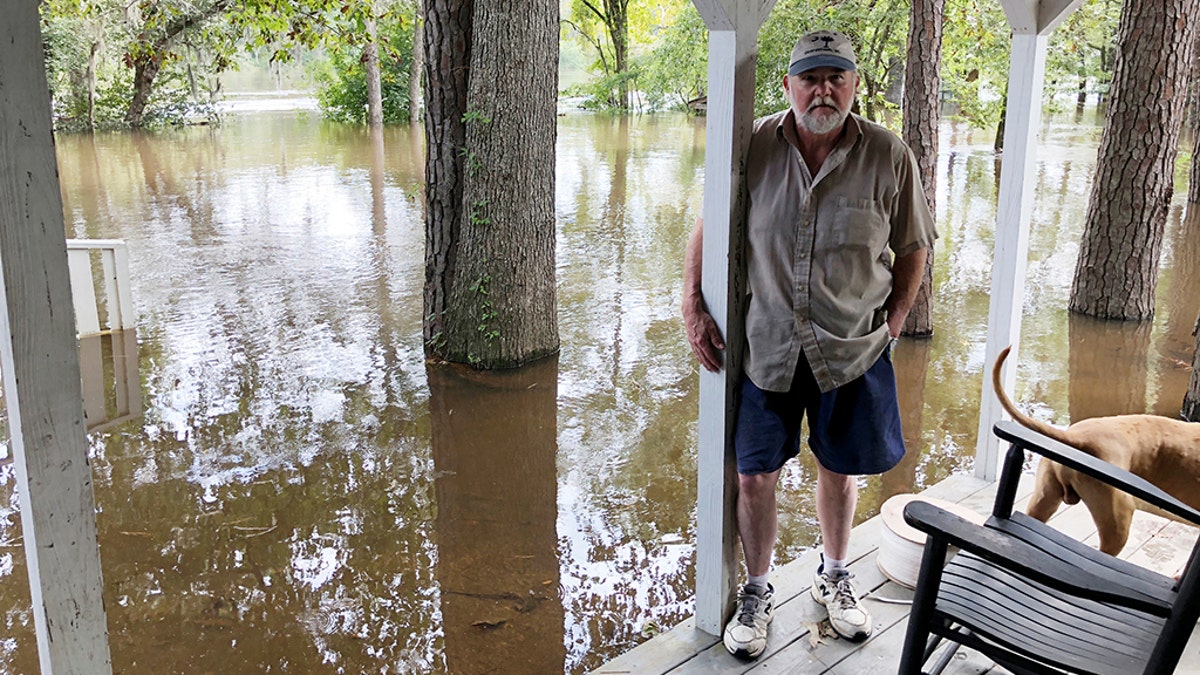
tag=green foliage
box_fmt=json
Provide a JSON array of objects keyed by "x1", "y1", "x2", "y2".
[
  {"x1": 634, "y1": 2, "x2": 706, "y2": 111},
  {"x1": 565, "y1": 0, "x2": 685, "y2": 110},
  {"x1": 941, "y1": 0, "x2": 1010, "y2": 130},
  {"x1": 312, "y1": 4, "x2": 419, "y2": 125},
  {"x1": 1045, "y1": 0, "x2": 1121, "y2": 103},
  {"x1": 39, "y1": 0, "x2": 419, "y2": 129}
]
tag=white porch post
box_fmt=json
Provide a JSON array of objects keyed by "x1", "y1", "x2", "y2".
[
  {"x1": 975, "y1": 0, "x2": 1083, "y2": 480},
  {"x1": 0, "y1": 2, "x2": 113, "y2": 673},
  {"x1": 691, "y1": 0, "x2": 776, "y2": 636}
]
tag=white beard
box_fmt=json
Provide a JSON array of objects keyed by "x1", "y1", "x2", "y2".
[{"x1": 798, "y1": 96, "x2": 849, "y2": 135}]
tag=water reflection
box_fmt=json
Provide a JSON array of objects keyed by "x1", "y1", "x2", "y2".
[
  {"x1": 428, "y1": 358, "x2": 565, "y2": 674},
  {"x1": 80, "y1": 330, "x2": 143, "y2": 433},
  {"x1": 0, "y1": 107, "x2": 1194, "y2": 673}
]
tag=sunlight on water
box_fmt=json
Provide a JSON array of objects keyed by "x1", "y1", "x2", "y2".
[{"x1": 0, "y1": 105, "x2": 1194, "y2": 673}]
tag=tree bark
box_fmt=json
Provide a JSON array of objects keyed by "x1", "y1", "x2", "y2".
[
  {"x1": 1189, "y1": 35, "x2": 1200, "y2": 204},
  {"x1": 1070, "y1": 0, "x2": 1200, "y2": 319},
  {"x1": 900, "y1": 0, "x2": 943, "y2": 337},
  {"x1": 423, "y1": 0, "x2": 559, "y2": 367},
  {"x1": 126, "y1": 52, "x2": 163, "y2": 128},
  {"x1": 364, "y1": 8, "x2": 384, "y2": 129},
  {"x1": 423, "y1": 0, "x2": 473, "y2": 352}
]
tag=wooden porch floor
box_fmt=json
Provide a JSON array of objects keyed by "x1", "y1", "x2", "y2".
[{"x1": 592, "y1": 472, "x2": 1200, "y2": 674}]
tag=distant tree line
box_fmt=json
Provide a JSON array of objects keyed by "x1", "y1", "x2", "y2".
[
  {"x1": 39, "y1": 0, "x2": 422, "y2": 131},
  {"x1": 566, "y1": 0, "x2": 1120, "y2": 136}
]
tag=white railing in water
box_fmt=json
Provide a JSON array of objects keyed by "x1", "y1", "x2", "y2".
[{"x1": 66, "y1": 239, "x2": 134, "y2": 336}]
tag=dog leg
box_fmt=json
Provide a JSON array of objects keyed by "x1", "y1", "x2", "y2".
[
  {"x1": 1025, "y1": 459, "x2": 1066, "y2": 522},
  {"x1": 1074, "y1": 479, "x2": 1136, "y2": 556}
]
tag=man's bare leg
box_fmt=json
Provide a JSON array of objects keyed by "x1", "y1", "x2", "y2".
[
  {"x1": 815, "y1": 464, "x2": 856, "y2": 561},
  {"x1": 738, "y1": 469, "x2": 782, "y2": 577},
  {"x1": 811, "y1": 464, "x2": 872, "y2": 641},
  {"x1": 723, "y1": 469, "x2": 782, "y2": 659}
]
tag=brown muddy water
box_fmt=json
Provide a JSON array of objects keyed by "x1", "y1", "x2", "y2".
[{"x1": 0, "y1": 107, "x2": 1197, "y2": 674}]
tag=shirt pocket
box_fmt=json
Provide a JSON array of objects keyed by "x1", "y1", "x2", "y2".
[{"x1": 818, "y1": 196, "x2": 888, "y2": 255}]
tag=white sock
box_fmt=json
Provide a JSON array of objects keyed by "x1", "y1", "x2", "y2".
[
  {"x1": 747, "y1": 573, "x2": 770, "y2": 590},
  {"x1": 824, "y1": 556, "x2": 847, "y2": 577}
]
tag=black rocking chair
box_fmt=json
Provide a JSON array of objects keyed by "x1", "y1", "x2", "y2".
[{"x1": 898, "y1": 420, "x2": 1200, "y2": 675}]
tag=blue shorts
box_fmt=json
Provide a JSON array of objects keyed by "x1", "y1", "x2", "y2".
[{"x1": 734, "y1": 349, "x2": 905, "y2": 476}]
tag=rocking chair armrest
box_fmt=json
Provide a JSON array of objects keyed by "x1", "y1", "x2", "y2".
[
  {"x1": 993, "y1": 420, "x2": 1200, "y2": 527},
  {"x1": 903, "y1": 501, "x2": 1173, "y2": 616}
]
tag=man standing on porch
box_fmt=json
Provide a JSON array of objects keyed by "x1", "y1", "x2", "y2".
[{"x1": 682, "y1": 30, "x2": 936, "y2": 660}]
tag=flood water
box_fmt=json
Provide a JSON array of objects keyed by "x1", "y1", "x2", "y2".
[{"x1": 0, "y1": 106, "x2": 1197, "y2": 673}]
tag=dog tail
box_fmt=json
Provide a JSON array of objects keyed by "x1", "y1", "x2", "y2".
[{"x1": 992, "y1": 346, "x2": 1074, "y2": 445}]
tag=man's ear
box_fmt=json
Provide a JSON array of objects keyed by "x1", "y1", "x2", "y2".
[{"x1": 782, "y1": 73, "x2": 792, "y2": 94}]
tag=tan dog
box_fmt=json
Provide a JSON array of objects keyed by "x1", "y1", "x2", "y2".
[{"x1": 993, "y1": 346, "x2": 1200, "y2": 555}]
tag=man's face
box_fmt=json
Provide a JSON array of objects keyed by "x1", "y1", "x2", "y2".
[{"x1": 783, "y1": 67, "x2": 857, "y2": 135}]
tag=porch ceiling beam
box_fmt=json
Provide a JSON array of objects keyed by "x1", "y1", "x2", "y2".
[
  {"x1": 0, "y1": 2, "x2": 112, "y2": 672},
  {"x1": 1000, "y1": 0, "x2": 1085, "y2": 35},
  {"x1": 692, "y1": 0, "x2": 778, "y2": 31}
]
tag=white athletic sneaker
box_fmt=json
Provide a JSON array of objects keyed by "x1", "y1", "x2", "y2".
[
  {"x1": 811, "y1": 567, "x2": 872, "y2": 641},
  {"x1": 722, "y1": 583, "x2": 774, "y2": 659}
]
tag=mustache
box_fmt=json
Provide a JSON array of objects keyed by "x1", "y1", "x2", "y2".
[{"x1": 807, "y1": 96, "x2": 840, "y2": 111}]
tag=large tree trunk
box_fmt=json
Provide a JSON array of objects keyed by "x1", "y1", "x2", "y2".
[
  {"x1": 424, "y1": 1, "x2": 559, "y2": 367},
  {"x1": 1186, "y1": 313, "x2": 1200, "y2": 421},
  {"x1": 1069, "y1": 0, "x2": 1200, "y2": 319},
  {"x1": 900, "y1": 0, "x2": 943, "y2": 337},
  {"x1": 1189, "y1": 37, "x2": 1200, "y2": 205},
  {"x1": 125, "y1": 53, "x2": 163, "y2": 128},
  {"x1": 423, "y1": 0, "x2": 473, "y2": 352},
  {"x1": 364, "y1": 9, "x2": 384, "y2": 129}
]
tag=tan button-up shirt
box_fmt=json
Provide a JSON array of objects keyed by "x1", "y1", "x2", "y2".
[{"x1": 743, "y1": 110, "x2": 937, "y2": 393}]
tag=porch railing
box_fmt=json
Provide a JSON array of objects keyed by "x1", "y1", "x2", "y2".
[{"x1": 65, "y1": 239, "x2": 134, "y2": 336}]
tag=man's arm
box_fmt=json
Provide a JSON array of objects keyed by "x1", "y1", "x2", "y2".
[
  {"x1": 683, "y1": 219, "x2": 725, "y2": 371},
  {"x1": 884, "y1": 247, "x2": 927, "y2": 338}
]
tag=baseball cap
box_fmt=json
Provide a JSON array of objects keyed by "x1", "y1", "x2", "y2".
[{"x1": 788, "y1": 30, "x2": 857, "y2": 76}]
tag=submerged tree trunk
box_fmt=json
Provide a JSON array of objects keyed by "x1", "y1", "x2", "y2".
[
  {"x1": 607, "y1": 0, "x2": 629, "y2": 110},
  {"x1": 364, "y1": 9, "x2": 384, "y2": 129},
  {"x1": 409, "y1": 0, "x2": 424, "y2": 122},
  {"x1": 1069, "y1": 0, "x2": 1200, "y2": 319},
  {"x1": 1189, "y1": 38, "x2": 1200, "y2": 205},
  {"x1": 423, "y1": 0, "x2": 473, "y2": 353},
  {"x1": 423, "y1": 1, "x2": 559, "y2": 367},
  {"x1": 86, "y1": 39, "x2": 99, "y2": 130},
  {"x1": 126, "y1": 53, "x2": 163, "y2": 128},
  {"x1": 900, "y1": 0, "x2": 943, "y2": 338}
]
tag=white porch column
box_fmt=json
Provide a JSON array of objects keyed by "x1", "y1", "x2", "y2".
[
  {"x1": 0, "y1": 2, "x2": 113, "y2": 673},
  {"x1": 691, "y1": 0, "x2": 776, "y2": 636},
  {"x1": 976, "y1": 0, "x2": 1083, "y2": 480}
]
